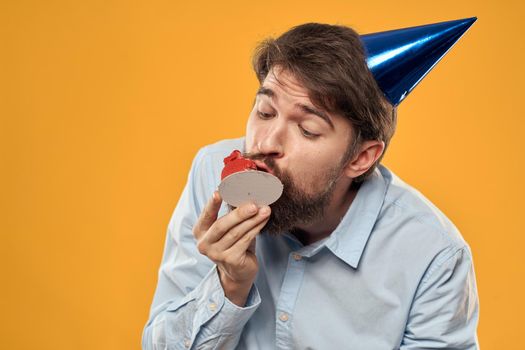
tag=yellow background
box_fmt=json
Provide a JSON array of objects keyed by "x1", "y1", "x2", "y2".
[{"x1": 2, "y1": 0, "x2": 524, "y2": 349}]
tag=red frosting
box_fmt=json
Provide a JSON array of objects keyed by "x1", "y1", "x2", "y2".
[{"x1": 221, "y1": 150, "x2": 258, "y2": 180}]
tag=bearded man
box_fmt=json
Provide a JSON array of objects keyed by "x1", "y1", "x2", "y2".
[{"x1": 142, "y1": 22, "x2": 479, "y2": 350}]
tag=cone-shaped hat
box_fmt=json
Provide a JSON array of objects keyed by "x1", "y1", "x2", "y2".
[{"x1": 361, "y1": 17, "x2": 477, "y2": 106}]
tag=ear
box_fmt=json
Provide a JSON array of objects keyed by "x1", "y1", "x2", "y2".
[{"x1": 343, "y1": 140, "x2": 385, "y2": 179}]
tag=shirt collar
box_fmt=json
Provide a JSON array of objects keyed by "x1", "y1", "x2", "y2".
[{"x1": 325, "y1": 165, "x2": 389, "y2": 269}]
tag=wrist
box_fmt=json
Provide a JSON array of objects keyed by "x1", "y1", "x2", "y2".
[{"x1": 218, "y1": 270, "x2": 253, "y2": 307}]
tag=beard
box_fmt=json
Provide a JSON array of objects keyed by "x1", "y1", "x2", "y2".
[{"x1": 242, "y1": 153, "x2": 349, "y2": 236}]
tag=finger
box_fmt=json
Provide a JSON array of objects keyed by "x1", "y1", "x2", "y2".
[
  {"x1": 205, "y1": 201, "x2": 260, "y2": 244},
  {"x1": 247, "y1": 235, "x2": 256, "y2": 254},
  {"x1": 193, "y1": 191, "x2": 222, "y2": 240},
  {"x1": 214, "y1": 206, "x2": 270, "y2": 251},
  {"x1": 224, "y1": 216, "x2": 269, "y2": 258}
]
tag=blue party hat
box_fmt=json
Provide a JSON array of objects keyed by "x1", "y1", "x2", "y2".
[{"x1": 361, "y1": 17, "x2": 477, "y2": 106}]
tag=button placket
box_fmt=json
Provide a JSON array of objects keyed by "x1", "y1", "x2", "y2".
[{"x1": 274, "y1": 252, "x2": 307, "y2": 349}]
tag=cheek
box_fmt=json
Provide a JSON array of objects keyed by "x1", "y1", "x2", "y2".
[
  {"x1": 290, "y1": 150, "x2": 338, "y2": 186},
  {"x1": 285, "y1": 162, "x2": 312, "y2": 189}
]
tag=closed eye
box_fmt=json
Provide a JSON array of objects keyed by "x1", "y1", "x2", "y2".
[
  {"x1": 257, "y1": 111, "x2": 274, "y2": 119},
  {"x1": 299, "y1": 125, "x2": 320, "y2": 139}
]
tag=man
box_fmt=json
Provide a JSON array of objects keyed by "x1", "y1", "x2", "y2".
[{"x1": 143, "y1": 22, "x2": 479, "y2": 349}]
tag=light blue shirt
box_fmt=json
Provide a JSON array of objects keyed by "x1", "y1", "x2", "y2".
[{"x1": 142, "y1": 137, "x2": 479, "y2": 350}]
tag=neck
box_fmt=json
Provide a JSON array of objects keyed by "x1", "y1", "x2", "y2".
[{"x1": 293, "y1": 181, "x2": 360, "y2": 246}]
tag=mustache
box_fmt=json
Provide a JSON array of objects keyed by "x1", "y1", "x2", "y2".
[
  {"x1": 243, "y1": 152, "x2": 279, "y2": 175},
  {"x1": 242, "y1": 152, "x2": 266, "y2": 160}
]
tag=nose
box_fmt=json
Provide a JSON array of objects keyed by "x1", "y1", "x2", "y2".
[{"x1": 256, "y1": 120, "x2": 285, "y2": 158}]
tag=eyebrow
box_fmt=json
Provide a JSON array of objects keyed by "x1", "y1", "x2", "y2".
[{"x1": 256, "y1": 87, "x2": 335, "y2": 130}]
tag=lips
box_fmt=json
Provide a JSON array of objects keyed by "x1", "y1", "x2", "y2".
[{"x1": 253, "y1": 160, "x2": 274, "y2": 175}]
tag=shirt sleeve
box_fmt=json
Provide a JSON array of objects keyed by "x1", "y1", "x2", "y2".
[
  {"x1": 400, "y1": 245, "x2": 480, "y2": 350},
  {"x1": 141, "y1": 146, "x2": 261, "y2": 350}
]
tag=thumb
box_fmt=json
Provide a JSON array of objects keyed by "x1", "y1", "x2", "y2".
[{"x1": 194, "y1": 191, "x2": 222, "y2": 239}]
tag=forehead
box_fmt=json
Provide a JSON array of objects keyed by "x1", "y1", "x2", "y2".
[{"x1": 261, "y1": 67, "x2": 311, "y2": 102}]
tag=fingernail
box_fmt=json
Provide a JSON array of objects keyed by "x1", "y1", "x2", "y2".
[
  {"x1": 260, "y1": 206, "x2": 271, "y2": 216},
  {"x1": 246, "y1": 204, "x2": 257, "y2": 215}
]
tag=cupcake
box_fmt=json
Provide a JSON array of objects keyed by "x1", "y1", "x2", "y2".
[{"x1": 218, "y1": 150, "x2": 283, "y2": 207}]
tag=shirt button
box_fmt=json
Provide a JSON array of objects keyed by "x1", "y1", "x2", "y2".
[
  {"x1": 292, "y1": 253, "x2": 302, "y2": 261},
  {"x1": 279, "y1": 312, "x2": 289, "y2": 322},
  {"x1": 208, "y1": 302, "x2": 217, "y2": 311},
  {"x1": 184, "y1": 338, "x2": 191, "y2": 348}
]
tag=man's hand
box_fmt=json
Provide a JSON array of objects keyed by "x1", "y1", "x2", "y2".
[{"x1": 193, "y1": 191, "x2": 271, "y2": 306}]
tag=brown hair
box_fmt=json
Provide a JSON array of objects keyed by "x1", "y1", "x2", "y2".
[{"x1": 252, "y1": 23, "x2": 397, "y2": 183}]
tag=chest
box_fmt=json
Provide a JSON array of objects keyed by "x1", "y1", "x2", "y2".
[{"x1": 243, "y1": 247, "x2": 419, "y2": 350}]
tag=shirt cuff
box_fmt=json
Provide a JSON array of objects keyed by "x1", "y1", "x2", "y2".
[{"x1": 190, "y1": 265, "x2": 261, "y2": 338}]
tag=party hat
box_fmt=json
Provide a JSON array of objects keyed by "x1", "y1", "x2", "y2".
[{"x1": 361, "y1": 17, "x2": 477, "y2": 106}]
